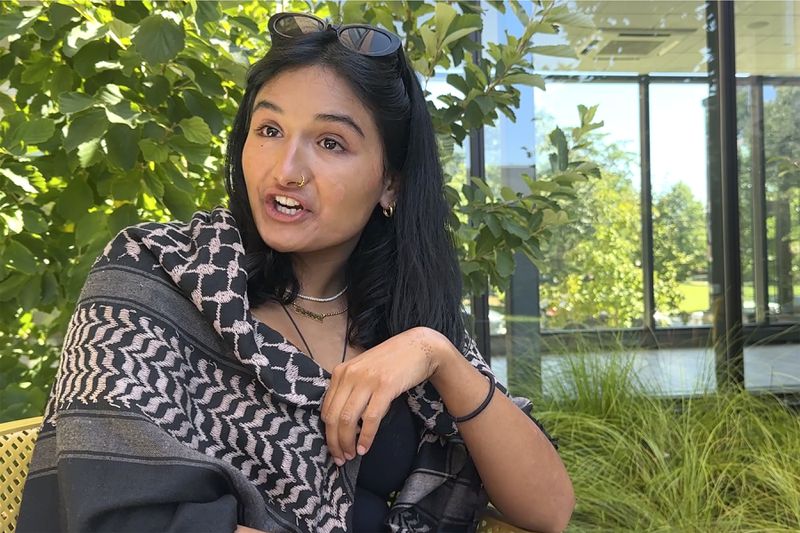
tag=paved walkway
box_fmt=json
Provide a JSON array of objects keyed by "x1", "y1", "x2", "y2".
[{"x1": 491, "y1": 344, "x2": 800, "y2": 396}]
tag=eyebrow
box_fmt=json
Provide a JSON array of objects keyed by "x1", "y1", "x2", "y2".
[{"x1": 253, "y1": 99, "x2": 365, "y2": 139}]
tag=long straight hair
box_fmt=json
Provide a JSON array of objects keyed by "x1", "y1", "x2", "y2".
[{"x1": 225, "y1": 30, "x2": 465, "y2": 351}]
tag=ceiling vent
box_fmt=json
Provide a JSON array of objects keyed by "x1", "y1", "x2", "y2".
[
  {"x1": 597, "y1": 39, "x2": 664, "y2": 56},
  {"x1": 578, "y1": 28, "x2": 695, "y2": 60}
]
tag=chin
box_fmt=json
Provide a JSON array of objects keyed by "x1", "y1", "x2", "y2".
[{"x1": 259, "y1": 236, "x2": 303, "y2": 254}]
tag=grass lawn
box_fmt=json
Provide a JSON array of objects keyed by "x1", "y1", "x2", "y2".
[
  {"x1": 675, "y1": 282, "x2": 800, "y2": 314},
  {"x1": 676, "y1": 281, "x2": 709, "y2": 313}
]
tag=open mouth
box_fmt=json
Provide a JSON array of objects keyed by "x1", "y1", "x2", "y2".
[{"x1": 273, "y1": 195, "x2": 305, "y2": 215}]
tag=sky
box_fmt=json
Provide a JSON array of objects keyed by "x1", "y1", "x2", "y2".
[
  {"x1": 427, "y1": 74, "x2": 712, "y2": 207},
  {"x1": 527, "y1": 81, "x2": 710, "y2": 206}
]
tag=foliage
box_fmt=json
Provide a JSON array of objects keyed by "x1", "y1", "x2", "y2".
[
  {"x1": 457, "y1": 104, "x2": 602, "y2": 292},
  {"x1": 762, "y1": 87, "x2": 800, "y2": 267},
  {"x1": 539, "y1": 172, "x2": 644, "y2": 329},
  {"x1": 0, "y1": 0, "x2": 598, "y2": 421},
  {"x1": 536, "y1": 124, "x2": 710, "y2": 327},
  {"x1": 738, "y1": 84, "x2": 800, "y2": 289},
  {"x1": 537, "y1": 353, "x2": 800, "y2": 532},
  {"x1": 652, "y1": 183, "x2": 707, "y2": 282},
  {"x1": 773, "y1": 155, "x2": 800, "y2": 245}
]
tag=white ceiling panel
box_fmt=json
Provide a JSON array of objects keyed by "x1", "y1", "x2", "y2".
[{"x1": 535, "y1": 0, "x2": 800, "y2": 75}]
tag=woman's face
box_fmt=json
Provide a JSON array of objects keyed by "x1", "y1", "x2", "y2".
[{"x1": 241, "y1": 65, "x2": 394, "y2": 259}]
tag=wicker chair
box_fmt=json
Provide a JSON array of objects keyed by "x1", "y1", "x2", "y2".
[
  {"x1": 0, "y1": 416, "x2": 531, "y2": 532},
  {"x1": 0, "y1": 416, "x2": 41, "y2": 532}
]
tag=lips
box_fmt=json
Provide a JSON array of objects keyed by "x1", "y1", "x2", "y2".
[
  {"x1": 274, "y1": 194, "x2": 303, "y2": 215},
  {"x1": 264, "y1": 192, "x2": 310, "y2": 222}
]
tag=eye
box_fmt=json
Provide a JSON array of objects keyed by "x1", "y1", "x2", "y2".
[
  {"x1": 320, "y1": 137, "x2": 344, "y2": 151},
  {"x1": 256, "y1": 125, "x2": 281, "y2": 137}
]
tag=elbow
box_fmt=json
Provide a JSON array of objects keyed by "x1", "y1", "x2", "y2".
[
  {"x1": 519, "y1": 483, "x2": 575, "y2": 533},
  {"x1": 546, "y1": 481, "x2": 576, "y2": 533},
  {"x1": 548, "y1": 491, "x2": 576, "y2": 533}
]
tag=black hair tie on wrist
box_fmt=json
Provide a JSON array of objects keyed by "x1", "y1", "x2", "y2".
[{"x1": 451, "y1": 367, "x2": 496, "y2": 424}]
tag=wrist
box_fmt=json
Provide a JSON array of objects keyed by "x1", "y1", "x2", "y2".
[{"x1": 419, "y1": 328, "x2": 461, "y2": 388}]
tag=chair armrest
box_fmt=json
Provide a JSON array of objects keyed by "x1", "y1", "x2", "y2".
[{"x1": 477, "y1": 506, "x2": 540, "y2": 533}]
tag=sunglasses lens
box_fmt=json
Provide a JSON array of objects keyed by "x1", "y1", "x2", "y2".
[
  {"x1": 339, "y1": 27, "x2": 396, "y2": 56},
  {"x1": 273, "y1": 14, "x2": 325, "y2": 37}
]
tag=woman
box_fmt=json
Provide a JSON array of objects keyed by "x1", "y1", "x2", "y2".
[{"x1": 18, "y1": 12, "x2": 573, "y2": 533}]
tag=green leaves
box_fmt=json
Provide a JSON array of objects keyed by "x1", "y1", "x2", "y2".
[
  {"x1": 133, "y1": 15, "x2": 185, "y2": 65},
  {"x1": 3, "y1": 239, "x2": 37, "y2": 275},
  {"x1": 163, "y1": 182, "x2": 196, "y2": 221},
  {"x1": 75, "y1": 211, "x2": 108, "y2": 248},
  {"x1": 54, "y1": 177, "x2": 93, "y2": 221},
  {"x1": 0, "y1": 5, "x2": 40, "y2": 40},
  {"x1": 139, "y1": 139, "x2": 169, "y2": 163},
  {"x1": 77, "y1": 138, "x2": 102, "y2": 168},
  {"x1": 106, "y1": 124, "x2": 140, "y2": 170},
  {"x1": 9, "y1": 117, "x2": 55, "y2": 146},
  {"x1": 456, "y1": 100, "x2": 602, "y2": 295},
  {"x1": 21, "y1": 208, "x2": 48, "y2": 234},
  {"x1": 59, "y1": 92, "x2": 95, "y2": 113},
  {"x1": 144, "y1": 75, "x2": 171, "y2": 106},
  {"x1": 179, "y1": 117, "x2": 212, "y2": 144},
  {"x1": 0, "y1": 0, "x2": 257, "y2": 423},
  {"x1": 65, "y1": 109, "x2": 109, "y2": 152},
  {"x1": 0, "y1": 0, "x2": 604, "y2": 422},
  {"x1": 503, "y1": 72, "x2": 546, "y2": 89}
]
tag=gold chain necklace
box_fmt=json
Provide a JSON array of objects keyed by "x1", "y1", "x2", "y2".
[{"x1": 290, "y1": 302, "x2": 348, "y2": 323}]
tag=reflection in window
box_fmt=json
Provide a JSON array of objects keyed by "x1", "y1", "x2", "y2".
[
  {"x1": 737, "y1": 83, "x2": 758, "y2": 324},
  {"x1": 735, "y1": 0, "x2": 799, "y2": 325},
  {"x1": 763, "y1": 84, "x2": 799, "y2": 322}
]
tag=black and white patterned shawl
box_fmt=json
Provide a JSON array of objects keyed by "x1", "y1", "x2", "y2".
[{"x1": 18, "y1": 208, "x2": 543, "y2": 533}]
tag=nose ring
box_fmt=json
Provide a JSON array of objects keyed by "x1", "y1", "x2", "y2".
[{"x1": 297, "y1": 174, "x2": 306, "y2": 188}]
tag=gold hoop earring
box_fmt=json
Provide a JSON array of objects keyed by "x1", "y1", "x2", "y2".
[{"x1": 382, "y1": 203, "x2": 395, "y2": 218}]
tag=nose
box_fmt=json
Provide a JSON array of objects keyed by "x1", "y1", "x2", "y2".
[{"x1": 273, "y1": 138, "x2": 310, "y2": 188}]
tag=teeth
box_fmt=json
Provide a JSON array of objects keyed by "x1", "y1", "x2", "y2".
[
  {"x1": 275, "y1": 195, "x2": 301, "y2": 207},
  {"x1": 276, "y1": 204, "x2": 300, "y2": 215}
]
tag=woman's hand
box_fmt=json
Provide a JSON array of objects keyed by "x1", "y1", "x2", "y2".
[{"x1": 320, "y1": 326, "x2": 445, "y2": 466}]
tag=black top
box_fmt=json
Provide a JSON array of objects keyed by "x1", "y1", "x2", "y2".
[{"x1": 353, "y1": 395, "x2": 419, "y2": 532}]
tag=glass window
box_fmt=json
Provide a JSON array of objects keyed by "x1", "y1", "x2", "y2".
[
  {"x1": 762, "y1": 83, "x2": 800, "y2": 323},
  {"x1": 649, "y1": 82, "x2": 711, "y2": 328},
  {"x1": 534, "y1": 82, "x2": 643, "y2": 331},
  {"x1": 478, "y1": 0, "x2": 798, "y2": 395},
  {"x1": 735, "y1": 1, "x2": 800, "y2": 326}
]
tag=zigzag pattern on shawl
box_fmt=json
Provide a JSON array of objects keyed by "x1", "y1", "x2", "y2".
[
  {"x1": 43, "y1": 208, "x2": 502, "y2": 532},
  {"x1": 44, "y1": 301, "x2": 350, "y2": 532},
  {"x1": 101, "y1": 210, "x2": 331, "y2": 405},
  {"x1": 100, "y1": 208, "x2": 490, "y2": 438}
]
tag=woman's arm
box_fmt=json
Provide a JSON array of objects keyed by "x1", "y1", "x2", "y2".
[
  {"x1": 321, "y1": 327, "x2": 573, "y2": 532},
  {"x1": 427, "y1": 330, "x2": 574, "y2": 533}
]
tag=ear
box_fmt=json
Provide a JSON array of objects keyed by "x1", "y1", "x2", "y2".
[{"x1": 379, "y1": 172, "x2": 398, "y2": 208}]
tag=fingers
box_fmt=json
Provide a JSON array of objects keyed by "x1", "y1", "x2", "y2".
[
  {"x1": 356, "y1": 398, "x2": 391, "y2": 456},
  {"x1": 322, "y1": 364, "x2": 361, "y2": 465},
  {"x1": 322, "y1": 364, "x2": 392, "y2": 466},
  {"x1": 326, "y1": 386, "x2": 371, "y2": 465}
]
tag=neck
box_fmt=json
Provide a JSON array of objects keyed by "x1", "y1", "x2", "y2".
[{"x1": 291, "y1": 251, "x2": 348, "y2": 300}]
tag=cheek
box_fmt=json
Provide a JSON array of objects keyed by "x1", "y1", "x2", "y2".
[
  {"x1": 241, "y1": 138, "x2": 259, "y2": 175},
  {"x1": 241, "y1": 139, "x2": 266, "y2": 188},
  {"x1": 329, "y1": 181, "x2": 347, "y2": 204},
  {"x1": 241, "y1": 141, "x2": 265, "y2": 210}
]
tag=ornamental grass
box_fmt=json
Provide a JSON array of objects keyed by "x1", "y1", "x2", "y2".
[{"x1": 531, "y1": 353, "x2": 800, "y2": 532}]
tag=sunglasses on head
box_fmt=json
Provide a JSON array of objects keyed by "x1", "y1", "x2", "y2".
[{"x1": 268, "y1": 12, "x2": 402, "y2": 57}]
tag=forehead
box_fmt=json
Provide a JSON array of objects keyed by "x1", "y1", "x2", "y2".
[{"x1": 253, "y1": 65, "x2": 376, "y2": 126}]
